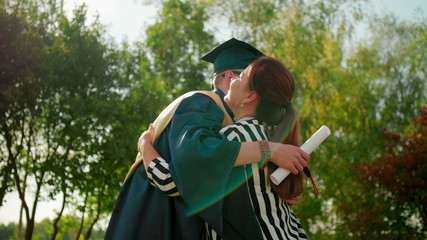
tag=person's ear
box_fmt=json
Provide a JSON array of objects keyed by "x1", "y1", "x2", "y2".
[
  {"x1": 224, "y1": 72, "x2": 232, "y2": 87},
  {"x1": 242, "y1": 91, "x2": 259, "y2": 105},
  {"x1": 223, "y1": 70, "x2": 236, "y2": 87},
  {"x1": 224, "y1": 70, "x2": 235, "y2": 79}
]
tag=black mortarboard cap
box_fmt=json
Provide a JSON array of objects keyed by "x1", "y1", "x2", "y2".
[{"x1": 201, "y1": 38, "x2": 264, "y2": 74}]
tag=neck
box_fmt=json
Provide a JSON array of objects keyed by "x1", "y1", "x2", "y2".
[
  {"x1": 233, "y1": 104, "x2": 256, "y2": 121},
  {"x1": 216, "y1": 85, "x2": 228, "y2": 94}
]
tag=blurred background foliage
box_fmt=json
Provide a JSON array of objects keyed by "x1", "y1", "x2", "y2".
[{"x1": 0, "y1": 0, "x2": 426, "y2": 239}]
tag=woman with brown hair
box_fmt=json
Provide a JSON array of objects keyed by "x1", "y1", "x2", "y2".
[{"x1": 141, "y1": 56, "x2": 308, "y2": 239}]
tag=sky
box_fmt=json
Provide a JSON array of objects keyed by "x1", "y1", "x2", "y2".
[
  {"x1": 1, "y1": 0, "x2": 426, "y2": 226},
  {"x1": 64, "y1": 0, "x2": 426, "y2": 43}
]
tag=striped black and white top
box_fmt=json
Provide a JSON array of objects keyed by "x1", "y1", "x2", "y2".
[
  {"x1": 147, "y1": 117, "x2": 308, "y2": 240},
  {"x1": 146, "y1": 158, "x2": 179, "y2": 197}
]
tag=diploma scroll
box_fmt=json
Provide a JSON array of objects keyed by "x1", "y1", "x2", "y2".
[{"x1": 270, "y1": 125, "x2": 331, "y2": 185}]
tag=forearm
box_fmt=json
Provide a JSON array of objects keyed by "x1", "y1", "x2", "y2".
[
  {"x1": 235, "y1": 142, "x2": 309, "y2": 175},
  {"x1": 234, "y1": 141, "x2": 275, "y2": 166},
  {"x1": 233, "y1": 142, "x2": 262, "y2": 166},
  {"x1": 142, "y1": 142, "x2": 161, "y2": 170}
]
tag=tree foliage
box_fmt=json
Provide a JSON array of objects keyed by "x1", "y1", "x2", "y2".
[
  {"x1": 145, "y1": 0, "x2": 215, "y2": 97},
  {"x1": 1, "y1": 0, "x2": 165, "y2": 239},
  {"x1": 0, "y1": 0, "x2": 46, "y2": 207},
  {"x1": 356, "y1": 106, "x2": 427, "y2": 238}
]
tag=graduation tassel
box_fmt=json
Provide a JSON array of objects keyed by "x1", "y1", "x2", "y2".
[{"x1": 303, "y1": 167, "x2": 319, "y2": 197}]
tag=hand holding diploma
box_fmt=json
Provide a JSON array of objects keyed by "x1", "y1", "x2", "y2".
[{"x1": 270, "y1": 125, "x2": 331, "y2": 185}]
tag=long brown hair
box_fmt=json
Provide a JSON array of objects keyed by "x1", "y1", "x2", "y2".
[{"x1": 248, "y1": 56, "x2": 304, "y2": 200}]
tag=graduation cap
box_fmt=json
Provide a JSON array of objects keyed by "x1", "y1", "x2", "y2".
[{"x1": 201, "y1": 38, "x2": 264, "y2": 74}]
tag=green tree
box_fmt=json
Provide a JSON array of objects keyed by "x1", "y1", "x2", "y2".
[
  {"x1": 0, "y1": 222, "x2": 17, "y2": 240},
  {"x1": 0, "y1": 2, "x2": 46, "y2": 207},
  {"x1": 40, "y1": 5, "x2": 117, "y2": 238},
  {"x1": 32, "y1": 219, "x2": 52, "y2": 240},
  {"x1": 0, "y1": 1, "x2": 50, "y2": 238},
  {"x1": 0, "y1": 0, "x2": 149, "y2": 239},
  {"x1": 145, "y1": 0, "x2": 215, "y2": 97},
  {"x1": 326, "y1": 14, "x2": 426, "y2": 239}
]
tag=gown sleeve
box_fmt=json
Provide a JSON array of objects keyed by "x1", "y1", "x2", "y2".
[{"x1": 165, "y1": 93, "x2": 241, "y2": 213}]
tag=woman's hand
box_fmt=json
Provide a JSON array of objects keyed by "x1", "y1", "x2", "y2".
[
  {"x1": 138, "y1": 124, "x2": 154, "y2": 154},
  {"x1": 269, "y1": 143, "x2": 310, "y2": 175},
  {"x1": 138, "y1": 124, "x2": 160, "y2": 169}
]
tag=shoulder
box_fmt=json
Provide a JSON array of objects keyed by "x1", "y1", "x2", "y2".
[
  {"x1": 222, "y1": 118, "x2": 260, "y2": 131},
  {"x1": 177, "y1": 92, "x2": 221, "y2": 112},
  {"x1": 221, "y1": 118, "x2": 268, "y2": 141},
  {"x1": 174, "y1": 93, "x2": 224, "y2": 123}
]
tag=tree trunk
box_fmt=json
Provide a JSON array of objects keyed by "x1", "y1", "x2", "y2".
[
  {"x1": 84, "y1": 212, "x2": 100, "y2": 240},
  {"x1": 17, "y1": 201, "x2": 24, "y2": 240},
  {"x1": 75, "y1": 194, "x2": 88, "y2": 240},
  {"x1": 24, "y1": 219, "x2": 34, "y2": 240},
  {"x1": 51, "y1": 192, "x2": 67, "y2": 240},
  {"x1": 23, "y1": 171, "x2": 45, "y2": 240},
  {"x1": 84, "y1": 196, "x2": 102, "y2": 240},
  {"x1": 13, "y1": 159, "x2": 31, "y2": 240},
  {"x1": 17, "y1": 177, "x2": 28, "y2": 240}
]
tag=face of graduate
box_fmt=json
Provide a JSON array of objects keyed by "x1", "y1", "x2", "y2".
[{"x1": 224, "y1": 66, "x2": 251, "y2": 111}]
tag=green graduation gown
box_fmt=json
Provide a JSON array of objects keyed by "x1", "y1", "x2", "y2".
[{"x1": 105, "y1": 89, "x2": 263, "y2": 240}]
